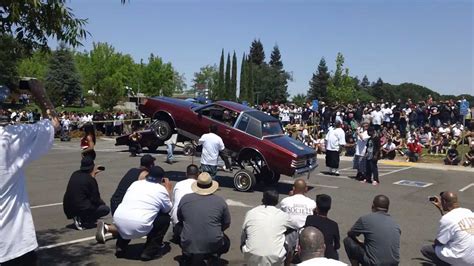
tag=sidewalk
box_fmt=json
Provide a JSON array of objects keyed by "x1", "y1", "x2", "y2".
[{"x1": 339, "y1": 156, "x2": 474, "y2": 173}]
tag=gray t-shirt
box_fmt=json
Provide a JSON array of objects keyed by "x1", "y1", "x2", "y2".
[
  {"x1": 178, "y1": 193, "x2": 230, "y2": 254},
  {"x1": 349, "y1": 211, "x2": 401, "y2": 265}
]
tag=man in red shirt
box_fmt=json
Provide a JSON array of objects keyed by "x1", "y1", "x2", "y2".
[{"x1": 406, "y1": 138, "x2": 422, "y2": 162}]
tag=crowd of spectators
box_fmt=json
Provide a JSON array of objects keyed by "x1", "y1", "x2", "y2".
[{"x1": 256, "y1": 97, "x2": 474, "y2": 167}]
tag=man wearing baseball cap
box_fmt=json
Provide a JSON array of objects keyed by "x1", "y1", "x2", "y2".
[
  {"x1": 96, "y1": 166, "x2": 173, "y2": 261},
  {"x1": 177, "y1": 172, "x2": 231, "y2": 263},
  {"x1": 110, "y1": 154, "x2": 156, "y2": 215}
]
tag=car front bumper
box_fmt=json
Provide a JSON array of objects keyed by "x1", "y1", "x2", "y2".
[{"x1": 293, "y1": 161, "x2": 318, "y2": 178}]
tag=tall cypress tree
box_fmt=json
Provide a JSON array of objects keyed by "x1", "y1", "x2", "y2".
[
  {"x1": 224, "y1": 53, "x2": 231, "y2": 100},
  {"x1": 308, "y1": 57, "x2": 330, "y2": 101},
  {"x1": 239, "y1": 52, "x2": 247, "y2": 102},
  {"x1": 269, "y1": 45, "x2": 288, "y2": 103},
  {"x1": 249, "y1": 39, "x2": 265, "y2": 66},
  {"x1": 217, "y1": 49, "x2": 225, "y2": 100},
  {"x1": 247, "y1": 57, "x2": 255, "y2": 105},
  {"x1": 230, "y1": 51, "x2": 237, "y2": 101}
]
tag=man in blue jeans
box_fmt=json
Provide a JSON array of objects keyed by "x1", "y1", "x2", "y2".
[
  {"x1": 165, "y1": 133, "x2": 178, "y2": 164},
  {"x1": 199, "y1": 124, "x2": 225, "y2": 180}
]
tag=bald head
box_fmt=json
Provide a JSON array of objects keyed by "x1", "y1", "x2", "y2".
[
  {"x1": 299, "y1": 227, "x2": 325, "y2": 259},
  {"x1": 441, "y1": 191, "x2": 460, "y2": 211},
  {"x1": 372, "y1": 195, "x2": 390, "y2": 212},
  {"x1": 293, "y1": 179, "x2": 307, "y2": 194}
]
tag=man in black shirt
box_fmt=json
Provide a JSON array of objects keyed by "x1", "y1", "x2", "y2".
[
  {"x1": 110, "y1": 154, "x2": 155, "y2": 214},
  {"x1": 63, "y1": 157, "x2": 109, "y2": 230},
  {"x1": 305, "y1": 194, "x2": 340, "y2": 260},
  {"x1": 444, "y1": 144, "x2": 460, "y2": 165}
]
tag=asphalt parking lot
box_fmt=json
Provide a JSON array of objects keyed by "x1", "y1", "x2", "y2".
[{"x1": 27, "y1": 138, "x2": 474, "y2": 265}]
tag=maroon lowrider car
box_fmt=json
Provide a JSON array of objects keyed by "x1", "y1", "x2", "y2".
[{"x1": 127, "y1": 97, "x2": 317, "y2": 191}]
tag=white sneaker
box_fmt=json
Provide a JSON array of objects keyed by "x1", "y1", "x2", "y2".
[
  {"x1": 95, "y1": 220, "x2": 106, "y2": 244},
  {"x1": 73, "y1": 217, "x2": 84, "y2": 231}
]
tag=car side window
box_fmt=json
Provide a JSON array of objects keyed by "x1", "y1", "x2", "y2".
[
  {"x1": 246, "y1": 118, "x2": 262, "y2": 138},
  {"x1": 237, "y1": 114, "x2": 249, "y2": 131}
]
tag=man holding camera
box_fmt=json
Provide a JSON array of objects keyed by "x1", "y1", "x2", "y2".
[
  {"x1": 0, "y1": 79, "x2": 60, "y2": 265},
  {"x1": 420, "y1": 191, "x2": 474, "y2": 266}
]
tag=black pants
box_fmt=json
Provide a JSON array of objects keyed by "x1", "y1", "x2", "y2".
[
  {"x1": 182, "y1": 234, "x2": 230, "y2": 260},
  {"x1": 366, "y1": 159, "x2": 379, "y2": 182},
  {"x1": 382, "y1": 150, "x2": 396, "y2": 160},
  {"x1": 1, "y1": 251, "x2": 37, "y2": 266},
  {"x1": 420, "y1": 244, "x2": 450, "y2": 266},
  {"x1": 219, "y1": 149, "x2": 232, "y2": 169},
  {"x1": 326, "y1": 150, "x2": 340, "y2": 169},
  {"x1": 78, "y1": 204, "x2": 110, "y2": 224},
  {"x1": 116, "y1": 212, "x2": 171, "y2": 255},
  {"x1": 343, "y1": 237, "x2": 370, "y2": 266}
]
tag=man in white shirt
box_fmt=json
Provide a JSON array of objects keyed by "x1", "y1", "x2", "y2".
[
  {"x1": 170, "y1": 164, "x2": 200, "y2": 242},
  {"x1": 381, "y1": 138, "x2": 397, "y2": 160},
  {"x1": 0, "y1": 79, "x2": 60, "y2": 265},
  {"x1": 353, "y1": 123, "x2": 369, "y2": 180},
  {"x1": 381, "y1": 104, "x2": 392, "y2": 128},
  {"x1": 241, "y1": 188, "x2": 296, "y2": 265},
  {"x1": 297, "y1": 227, "x2": 347, "y2": 266},
  {"x1": 199, "y1": 124, "x2": 225, "y2": 180},
  {"x1": 96, "y1": 166, "x2": 173, "y2": 261},
  {"x1": 280, "y1": 179, "x2": 316, "y2": 229},
  {"x1": 420, "y1": 191, "x2": 474, "y2": 266},
  {"x1": 325, "y1": 121, "x2": 347, "y2": 176},
  {"x1": 370, "y1": 106, "x2": 383, "y2": 131}
]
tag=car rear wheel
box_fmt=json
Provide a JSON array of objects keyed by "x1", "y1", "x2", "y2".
[
  {"x1": 153, "y1": 120, "x2": 172, "y2": 141},
  {"x1": 234, "y1": 169, "x2": 256, "y2": 192},
  {"x1": 183, "y1": 144, "x2": 195, "y2": 156}
]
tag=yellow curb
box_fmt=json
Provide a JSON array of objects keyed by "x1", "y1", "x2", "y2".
[{"x1": 379, "y1": 161, "x2": 415, "y2": 167}]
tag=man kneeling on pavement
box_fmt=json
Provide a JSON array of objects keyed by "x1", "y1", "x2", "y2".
[{"x1": 95, "y1": 166, "x2": 172, "y2": 261}]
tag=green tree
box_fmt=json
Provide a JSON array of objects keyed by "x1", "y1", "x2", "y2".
[
  {"x1": 192, "y1": 65, "x2": 218, "y2": 99},
  {"x1": 0, "y1": 0, "x2": 88, "y2": 51},
  {"x1": 172, "y1": 71, "x2": 186, "y2": 93},
  {"x1": 142, "y1": 53, "x2": 175, "y2": 97},
  {"x1": 369, "y1": 77, "x2": 384, "y2": 99},
  {"x1": 333, "y1": 52, "x2": 344, "y2": 88},
  {"x1": 292, "y1": 93, "x2": 307, "y2": 107},
  {"x1": 217, "y1": 49, "x2": 225, "y2": 99},
  {"x1": 224, "y1": 53, "x2": 231, "y2": 100},
  {"x1": 308, "y1": 57, "x2": 329, "y2": 101},
  {"x1": 239, "y1": 53, "x2": 247, "y2": 102},
  {"x1": 17, "y1": 50, "x2": 50, "y2": 81},
  {"x1": 249, "y1": 39, "x2": 265, "y2": 66},
  {"x1": 361, "y1": 75, "x2": 370, "y2": 90},
  {"x1": 230, "y1": 51, "x2": 237, "y2": 101},
  {"x1": 44, "y1": 43, "x2": 82, "y2": 106},
  {"x1": 0, "y1": 35, "x2": 23, "y2": 89},
  {"x1": 269, "y1": 45, "x2": 283, "y2": 69}
]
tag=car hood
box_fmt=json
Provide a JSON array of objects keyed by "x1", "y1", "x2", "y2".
[{"x1": 264, "y1": 135, "x2": 316, "y2": 158}]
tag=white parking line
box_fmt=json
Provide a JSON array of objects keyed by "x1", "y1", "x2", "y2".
[
  {"x1": 317, "y1": 173, "x2": 350, "y2": 180},
  {"x1": 459, "y1": 183, "x2": 474, "y2": 192},
  {"x1": 37, "y1": 234, "x2": 112, "y2": 250},
  {"x1": 379, "y1": 167, "x2": 412, "y2": 177},
  {"x1": 31, "y1": 202, "x2": 63, "y2": 209}
]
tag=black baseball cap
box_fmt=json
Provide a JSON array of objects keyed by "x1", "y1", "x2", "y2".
[
  {"x1": 140, "y1": 154, "x2": 156, "y2": 167},
  {"x1": 80, "y1": 157, "x2": 95, "y2": 172},
  {"x1": 147, "y1": 166, "x2": 165, "y2": 182}
]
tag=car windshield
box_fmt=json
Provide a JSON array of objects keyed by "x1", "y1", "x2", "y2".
[{"x1": 262, "y1": 121, "x2": 283, "y2": 136}]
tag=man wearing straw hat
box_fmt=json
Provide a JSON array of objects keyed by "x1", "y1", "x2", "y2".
[{"x1": 177, "y1": 172, "x2": 231, "y2": 263}]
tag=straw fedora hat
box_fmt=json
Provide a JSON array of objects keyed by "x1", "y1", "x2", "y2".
[{"x1": 192, "y1": 172, "x2": 219, "y2": 195}]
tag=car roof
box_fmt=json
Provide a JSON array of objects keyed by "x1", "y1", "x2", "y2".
[
  {"x1": 245, "y1": 110, "x2": 280, "y2": 122},
  {"x1": 215, "y1": 101, "x2": 254, "y2": 112}
]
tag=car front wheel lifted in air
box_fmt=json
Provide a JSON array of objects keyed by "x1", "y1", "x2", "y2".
[{"x1": 233, "y1": 169, "x2": 256, "y2": 192}]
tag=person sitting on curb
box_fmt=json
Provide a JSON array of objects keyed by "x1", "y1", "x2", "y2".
[
  {"x1": 444, "y1": 144, "x2": 460, "y2": 165},
  {"x1": 420, "y1": 191, "x2": 474, "y2": 266},
  {"x1": 95, "y1": 166, "x2": 172, "y2": 261},
  {"x1": 406, "y1": 138, "x2": 422, "y2": 162},
  {"x1": 463, "y1": 145, "x2": 474, "y2": 167}
]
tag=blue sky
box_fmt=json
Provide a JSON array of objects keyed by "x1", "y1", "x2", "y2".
[{"x1": 62, "y1": 0, "x2": 473, "y2": 96}]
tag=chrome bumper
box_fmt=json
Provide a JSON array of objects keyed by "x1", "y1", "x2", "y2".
[{"x1": 293, "y1": 161, "x2": 318, "y2": 178}]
